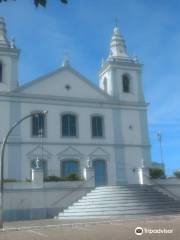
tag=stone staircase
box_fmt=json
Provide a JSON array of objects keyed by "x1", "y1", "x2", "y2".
[{"x1": 57, "y1": 185, "x2": 180, "y2": 219}]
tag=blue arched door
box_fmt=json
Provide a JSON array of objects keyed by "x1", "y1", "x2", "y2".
[{"x1": 93, "y1": 159, "x2": 107, "y2": 186}]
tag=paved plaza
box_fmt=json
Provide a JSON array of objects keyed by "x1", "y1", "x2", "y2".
[{"x1": 0, "y1": 215, "x2": 180, "y2": 240}]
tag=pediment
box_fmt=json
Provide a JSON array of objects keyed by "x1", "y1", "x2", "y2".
[
  {"x1": 57, "y1": 146, "x2": 83, "y2": 160},
  {"x1": 16, "y1": 66, "x2": 110, "y2": 101},
  {"x1": 26, "y1": 144, "x2": 52, "y2": 160},
  {"x1": 89, "y1": 147, "x2": 110, "y2": 159}
]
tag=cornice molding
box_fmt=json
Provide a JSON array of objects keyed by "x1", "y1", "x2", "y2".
[
  {"x1": 0, "y1": 141, "x2": 151, "y2": 148},
  {"x1": 0, "y1": 92, "x2": 148, "y2": 110},
  {"x1": 99, "y1": 59, "x2": 142, "y2": 75}
]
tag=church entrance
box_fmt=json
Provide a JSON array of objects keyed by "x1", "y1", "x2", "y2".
[{"x1": 93, "y1": 159, "x2": 107, "y2": 186}]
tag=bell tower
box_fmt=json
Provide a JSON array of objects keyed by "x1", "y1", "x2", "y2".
[
  {"x1": 99, "y1": 24, "x2": 151, "y2": 184},
  {"x1": 0, "y1": 17, "x2": 20, "y2": 92},
  {"x1": 99, "y1": 25, "x2": 145, "y2": 103}
]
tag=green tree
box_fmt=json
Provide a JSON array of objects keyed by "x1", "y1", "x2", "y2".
[
  {"x1": 149, "y1": 167, "x2": 165, "y2": 179},
  {"x1": 0, "y1": 0, "x2": 68, "y2": 7},
  {"x1": 174, "y1": 170, "x2": 180, "y2": 178}
]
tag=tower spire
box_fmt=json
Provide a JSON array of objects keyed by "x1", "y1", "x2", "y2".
[
  {"x1": 108, "y1": 24, "x2": 129, "y2": 59},
  {"x1": 0, "y1": 17, "x2": 10, "y2": 48}
]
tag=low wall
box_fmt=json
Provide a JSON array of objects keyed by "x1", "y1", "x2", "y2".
[
  {"x1": 4, "y1": 178, "x2": 180, "y2": 222},
  {"x1": 150, "y1": 178, "x2": 180, "y2": 200},
  {"x1": 3, "y1": 181, "x2": 93, "y2": 221}
]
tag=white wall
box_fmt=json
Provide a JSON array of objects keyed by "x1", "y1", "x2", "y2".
[
  {"x1": 20, "y1": 103, "x2": 114, "y2": 144},
  {"x1": 0, "y1": 95, "x2": 117, "y2": 184},
  {"x1": 0, "y1": 61, "x2": 151, "y2": 185},
  {"x1": 3, "y1": 182, "x2": 93, "y2": 221}
]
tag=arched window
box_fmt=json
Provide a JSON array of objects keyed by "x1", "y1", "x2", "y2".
[
  {"x1": 61, "y1": 114, "x2": 77, "y2": 137},
  {"x1": 31, "y1": 159, "x2": 48, "y2": 177},
  {"x1": 0, "y1": 62, "x2": 2, "y2": 82},
  {"x1": 122, "y1": 74, "x2": 130, "y2": 93},
  {"x1": 103, "y1": 78, "x2": 107, "y2": 92},
  {"x1": 91, "y1": 115, "x2": 104, "y2": 137},
  {"x1": 32, "y1": 112, "x2": 46, "y2": 137},
  {"x1": 61, "y1": 160, "x2": 79, "y2": 177}
]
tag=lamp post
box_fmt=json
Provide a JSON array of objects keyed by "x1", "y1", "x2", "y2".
[
  {"x1": 0, "y1": 110, "x2": 48, "y2": 229},
  {"x1": 157, "y1": 131, "x2": 164, "y2": 165}
]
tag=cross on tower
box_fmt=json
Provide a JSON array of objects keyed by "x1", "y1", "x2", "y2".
[{"x1": 115, "y1": 17, "x2": 118, "y2": 27}]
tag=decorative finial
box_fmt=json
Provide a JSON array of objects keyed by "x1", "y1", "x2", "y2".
[
  {"x1": 132, "y1": 53, "x2": 139, "y2": 63},
  {"x1": 115, "y1": 17, "x2": 118, "y2": 27},
  {"x1": 0, "y1": 16, "x2": 10, "y2": 48},
  {"x1": 62, "y1": 50, "x2": 70, "y2": 67},
  {"x1": 101, "y1": 57, "x2": 105, "y2": 67},
  {"x1": 10, "y1": 37, "x2": 16, "y2": 48}
]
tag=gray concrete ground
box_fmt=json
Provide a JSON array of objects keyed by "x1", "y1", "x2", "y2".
[{"x1": 1, "y1": 215, "x2": 180, "y2": 240}]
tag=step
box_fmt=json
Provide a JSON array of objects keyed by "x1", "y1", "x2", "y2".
[
  {"x1": 57, "y1": 211, "x2": 180, "y2": 220},
  {"x1": 79, "y1": 195, "x2": 172, "y2": 202},
  {"x1": 63, "y1": 204, "x2": 180, "y2": 214},
  {"x1": 82, "y1": 191, "x2": 167, "y2": 197},
  {"x1": 85, "y1": 188, "x2": 166, "y2": 194},
  {"x1": 95, "y1": 185, "x2": 153, "y2": 189},
  {"x1": 74, "y1": 198, "x2": 178, "y2": 206},
  {"x1": 56, "y1": 185, "x2": 180, "y2": 220},
  {"x1": 93, "y1": 186, "x2": 156, "y2": 192},
  {"x1": 91, "y1": 187, "x2": 157, "y2": 193},
  {"x1": 77, "y1": 198, "x2": 175, "y2": 205},
  {"x1": 59, "y1": 207, "x2": 180, "y2": 217},
  {"x1": 85, "y1": 191, "x2": 168, "y2": 198},
  {"x1": 69, "y1": 201, "x2": 180, "y2": 210}
]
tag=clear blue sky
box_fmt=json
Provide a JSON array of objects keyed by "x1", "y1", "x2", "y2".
[{"x1": 0, "y1": 0, "x2": 179, "y2": 175}]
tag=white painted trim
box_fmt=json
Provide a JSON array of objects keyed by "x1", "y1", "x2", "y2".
[
  {"x1": 0, "y1": 94, "x2": 149, "y2": 110},
  {"x1": 26, "y1": 144, "x2": 52, "y2": 160},
  {"x1": 2, "y1": 141, "x2": 151, "y2": 147},
  {"x1": 57, "y1": 146, "x2": 83, "y2": 160}
]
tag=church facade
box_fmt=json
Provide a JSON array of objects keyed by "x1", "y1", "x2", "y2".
[{"x1": 0, "y1": 17, "x2": 151, "y2": 186}]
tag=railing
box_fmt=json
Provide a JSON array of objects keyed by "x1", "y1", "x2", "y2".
[{"x1": 118, "y1": 163, "x2": 180, "y2": 201}]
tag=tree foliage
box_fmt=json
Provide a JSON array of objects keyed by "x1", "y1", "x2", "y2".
[
  {"x1": 0, "y1": 0, "x2": 68, "y2": 7},
  {"x1": 44, "y1": 173, "x2": 80, "y2": 182},
  {"x1": 174, "y1": 170, "x2": 180, "y2": 178},
  {"x1": 149, "y1": 167, "x2": 165, "y2": 179}
]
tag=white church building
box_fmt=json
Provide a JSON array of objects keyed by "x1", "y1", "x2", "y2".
[{"x1": 0, "y1": 17, "x2": 151, "y2": 186}]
